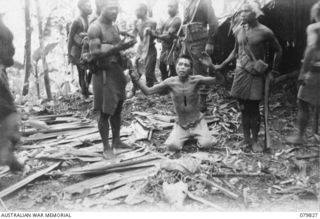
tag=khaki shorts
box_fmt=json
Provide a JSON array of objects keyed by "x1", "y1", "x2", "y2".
[{"x1": 165, "y1": 118, "x2": 217, "y2": 151}]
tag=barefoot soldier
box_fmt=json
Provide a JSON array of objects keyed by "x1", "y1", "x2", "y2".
[
  {"x1": 88, "y1": 0, "x2": 136, "y2": 159},
  {"x1": 0, "y1": 12, "x2": 23, "y2": 170},
  {"x1": 68, "y1": 0, "x2": 92, "y2": 97},
  {"x1": 215, "y1": 2, "x2": 282, "y2": 152},
  {"x1": 286, "y1": 2, "x2": 320, "y2": 144}
]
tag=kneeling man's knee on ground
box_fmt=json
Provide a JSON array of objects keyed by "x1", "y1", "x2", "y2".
[{"x1": 197, "y1": 135, "x2": 217, "y2": 148}]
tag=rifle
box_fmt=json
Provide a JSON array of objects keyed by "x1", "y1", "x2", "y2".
[
  {"x1": 166, "y1": 0, "x2": 201, "y2": 63},
  {"x1": 264, "y1": 72, "x2": 272, "y2": 151}
]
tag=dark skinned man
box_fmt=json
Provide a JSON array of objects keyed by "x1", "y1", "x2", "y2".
[
  {"x1": 68, "y1": 0, "x2": 92, "y2": 97},
  {"x1": 88, "y1": 0, "x2": 136, "y2": 159},
  {"x1": 151, "y1": 0, "x2": 181, "y2": 81},
  {"x1": 286, "y1": 1, "x2": 320, "y2": 144},
  {"x1": 133, "y1": 3, "x2": 157, "y2": 88},
  {"x1": 0, "y1": 13, "x2": 23, "y2": 171},
  {"x1": 215, "y1": 2, "x2": 282, "y2": 153},
  {"x1": 131, "y1": 53, "x2": 223, "y2": 152}
]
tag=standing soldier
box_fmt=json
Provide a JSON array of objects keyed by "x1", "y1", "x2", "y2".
[
  {"x1": 286, "y1": 2, "x2": 320, "y2": 144},
  {"x1": 0, "y1": 12, "x2": 23, "y2": 171},
  {"x1": 215, "y1": 2, "x2": 282, "y2": 152},
  {"x1": 151, "y1": 0, "x2": 181, "y2": 81},
  {"x1": 68, "y1": 0, "x2": 92, "y2": 97},
  {"x1": 88, "y1": 0, "x2": 136, "y2": 159},
  {"x1": 133, "y1": 3, "x2": 157, "y2": 87},
  {"x1": 181, "y1": 0, "x2": 219, "y2": 112}
]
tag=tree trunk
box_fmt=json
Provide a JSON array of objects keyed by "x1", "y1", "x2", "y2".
[
  {"x1": 35, "y1": 0, "x2": 52, "y2": 100},
  {"x1": 22, "y1": 0, "x2": 32, "y2": 96},
  {"x1": 35, "y1": 62, "x2": 40, "y2": 99}
]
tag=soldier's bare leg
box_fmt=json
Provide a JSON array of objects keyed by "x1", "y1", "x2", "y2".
[
  {"x1": 110, "y1": 101, "x2": 130, "y2": 149},
  {"x1": 159, "y1": 60, "x2": 169, "y2": 81},
  {"x1": 286, "y1": 100, "x2": 309, "y2": 144},
  {"x1": 239, "y1": 100, "x2": 252, "y2": 151},
  {"x1": 98, "y1": 112, "x2": 115, "y2": 159}
]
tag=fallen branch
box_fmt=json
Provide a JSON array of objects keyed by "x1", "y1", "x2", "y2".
[
  {"x1": 0, "y1": 162, "x2": 60, "y2": 198},
  {"x1": 30, "y1": 113, "x2": 74, "y2": 120},
  {"x1": 63, "y1": 167, "x2": 156, "y2": 196},
  {"x1": 186, "y1": 192, "x2": 224, "y2": 210},
  {"x1": 200, "y1": 177, "x2": 239, "y2": 200},
  {"x1": 210, "y1": 173, "x2": 268, "y2": 177},
  {"x1": 296, "y1": 154, "x2": 319, "y2": 160},
  {"x1": 22, "y1": 125, "x2": 94, "y2": 136},
  {"x1": 65, "y1": 156, "x2": 160, "y2": 175}
]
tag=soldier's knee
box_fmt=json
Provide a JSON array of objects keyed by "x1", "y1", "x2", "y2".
[{"x1": 198, "y1": 136, "x2": 217, "y2": 149}]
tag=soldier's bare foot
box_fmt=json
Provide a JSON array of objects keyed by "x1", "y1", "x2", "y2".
[
  {"x1": 238, "y1": 139, "x2": 252, "y2": 147},
  {"x1": 238, "y1": 139, "x2": 252, "y2": 153},
  {"x1": 286, "y1": 135, "x2": 304, "y2": 145},
  {"x1": 252, "y1": 142, "x2": 264, "y2": 153},
  {"x1": 103, "y1": 149, "x2": 116, "y2": 160},
  {"x1": 112, "y1": 140, "x2": 131, "y2": 149}
]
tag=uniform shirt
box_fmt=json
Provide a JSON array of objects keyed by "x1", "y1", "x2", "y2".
[
  {"x1": 159, "y1": 16, "x2": 182, "y2": 50},
  {"x1": 183, "y1": 0, "x2": 219, "y2": 45}
]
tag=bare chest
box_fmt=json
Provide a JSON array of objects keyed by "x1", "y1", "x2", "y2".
[
  {"x1": 170, "y1": 81, "x2": 199, "y2": 103},
  {"x1": 99, "y1": 25, "x2": 121, "y2": 44},
  {"x1": 237, "y1": 28, "x2": 268, "y2": 48}
]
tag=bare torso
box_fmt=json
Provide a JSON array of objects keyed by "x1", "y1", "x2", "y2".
[
  {"x1": 166, "y1": 76, "x2": 202, "y2": 126},
  {"x1": 134, "y1": 18, "x2": 156, "y2": 42},
  {"x1": 236, "y1": 24, "x2": 273, "y2": 60}
]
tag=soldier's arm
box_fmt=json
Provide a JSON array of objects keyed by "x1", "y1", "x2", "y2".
[
  {"x1": 88, "y1": 24, "x2": 104, "y2": 59},
  {"x1": 267, "y1": 29, "x2": 282, "y2": 72},
  {"x1": 68, "y1": 20, "x2": 80, "y2": 56},
  {"x1": 299, "y1": 25, "x2": 318, "y2": 79},
  {"x1": 155, "y1": 17, "x2": 181, "y2": 42},
  {"x1": 131, "y1": 20, "x2": 139, "y2": 38},
  {"x1": 205, "y1": 0, "x2": 219, "y2": 45},
  {"x1": 216, "y1": 41, "x2": 238, "y2": 70},
  {"x1": 88, "y1": 24, "x2": 135, "y2": 59}
]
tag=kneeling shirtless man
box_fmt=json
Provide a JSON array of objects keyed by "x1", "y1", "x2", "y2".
[{"x1": 131, "y1": 53, "x2": 223, "y2": 151}]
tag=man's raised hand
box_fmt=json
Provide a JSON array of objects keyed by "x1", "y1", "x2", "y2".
[
  {"x1": 199, "y1": 52, "x2": 213, "y2": 68},
  {"x1": 129, "y1": 69, "x2": 141, "y2": 82},
  {"x1": 205, "y1": 43, "x2": 214, "y2": 55},
  {"x1": 129, "y1": 58, "x2": 142, "y2": 82}
]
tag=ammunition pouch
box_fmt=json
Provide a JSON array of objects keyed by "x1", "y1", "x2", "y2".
[
  {"x1": 185, "y1": 22, "x2": 208, "y2": 43},
  {"x1": 238, "y1": 55, "x2": 268, "y2": 76}
]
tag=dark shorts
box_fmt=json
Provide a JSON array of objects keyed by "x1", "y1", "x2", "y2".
[
  {"x1": 231, "y1": 67, "x2": 264, "y2": 101},
  {"x1": 92, "y1": 64, "x2": 126, "y2": 115},
  {"x1": 298, "y1": 71, "x2": 320, "y2": 106}
]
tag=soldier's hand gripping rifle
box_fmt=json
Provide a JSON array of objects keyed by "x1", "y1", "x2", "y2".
[
  {"x1": 166, "y1": 0, "x2": 201, "y2": 63},
  {"x1": 166, "y1": 25, "x2": 184, "y2": 64}
]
